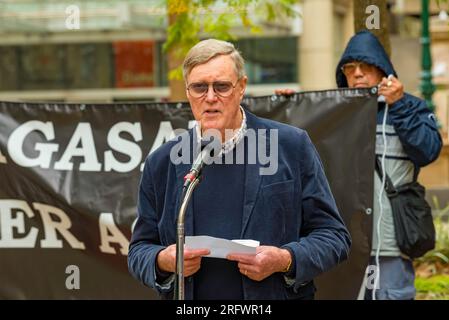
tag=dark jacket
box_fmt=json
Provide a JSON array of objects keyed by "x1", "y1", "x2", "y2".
[
  {"x1": 335, "y1": 30, "x2": 442, "y2": 257},
  {"x1": 128, "y1": 109, "x2": 351, "y2": 299},
  {"x1": 336, "y1": 30, "x2": 441, "y2": 168}
]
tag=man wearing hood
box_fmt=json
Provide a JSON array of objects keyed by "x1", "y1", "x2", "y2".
[
  {"x1": 277, "y1": 30, "x2": 442, "y2": 299},
  {"x1": 335, "y1": 30, "x2": 441, "y2": 300}
]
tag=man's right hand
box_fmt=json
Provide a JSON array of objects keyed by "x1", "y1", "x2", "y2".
[
  {"x1": 156, "y1": 244, "x2": 210, "y2": 277},
  {"x1": 274, "y1": 89, "x2": 296, "y2": 96}
]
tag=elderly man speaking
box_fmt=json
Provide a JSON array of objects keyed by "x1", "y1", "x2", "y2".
[{"x1": 128, "y1": 39, "x2": 351, "y2": 300}]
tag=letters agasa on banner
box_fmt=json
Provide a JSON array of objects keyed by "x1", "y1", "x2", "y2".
[{"x1": 0, "y1": 88, "x2": 377, "y2": 299}]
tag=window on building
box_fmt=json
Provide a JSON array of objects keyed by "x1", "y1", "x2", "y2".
[{"x1": 235, "y1": 37, "x2": 298, "y2": 84}]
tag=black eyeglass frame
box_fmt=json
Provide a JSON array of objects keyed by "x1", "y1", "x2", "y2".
[
  {"x1": 340, "y1": 61, "x2": 374, "y2": 76},
  {"x1": 186, "y1": 79, "x2": 241, "y2": 98}
]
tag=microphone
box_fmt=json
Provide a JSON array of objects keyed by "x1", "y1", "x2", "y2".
[{"x1": 183, "y1": 137, "x2": 218, "y2": 187}]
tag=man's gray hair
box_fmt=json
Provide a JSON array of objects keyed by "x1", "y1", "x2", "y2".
[{"x1": 182, "y1": 39, "x2": 246, "y2": 81}]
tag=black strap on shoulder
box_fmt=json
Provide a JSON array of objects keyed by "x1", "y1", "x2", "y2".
[{"x1": 374, "y1": 157, "x2": 398, "y2": 197}]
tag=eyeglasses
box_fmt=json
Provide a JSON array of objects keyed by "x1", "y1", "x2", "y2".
[
  {"x1": 341, "y1": 62, "x2": 375, "y2": 76},
  {"x1": 186, "y1": 80, "x2": 239, "y2": 98}
]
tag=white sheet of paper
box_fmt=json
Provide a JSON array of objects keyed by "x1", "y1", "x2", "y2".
[{"x1": 185, "y1": 235, "x2": 259, "y2": 259}]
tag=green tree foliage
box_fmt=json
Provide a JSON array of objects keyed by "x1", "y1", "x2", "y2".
[{"x1": 164, "y1": 0, "x2": 298, "y2": 79}]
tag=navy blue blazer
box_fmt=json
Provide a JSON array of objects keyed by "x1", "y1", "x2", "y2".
[{"x1": 128, "y1": 109, "x2": 351, "y2": 300}]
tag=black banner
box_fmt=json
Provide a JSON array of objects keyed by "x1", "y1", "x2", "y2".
[{"x1": 0, "y1": 88, "x2": 377, "y2": 299}]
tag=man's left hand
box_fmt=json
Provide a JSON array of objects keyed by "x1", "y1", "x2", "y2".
[
  {"x1": 227, "y1": 246, "x2": 292, "y2": 281},
  {"x1": 378, "y1": 75, "x2": 404, "y2": 105}
]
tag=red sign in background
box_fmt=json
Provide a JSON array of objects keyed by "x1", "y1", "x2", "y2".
[{"x1": 114, "y1": 41, "x2": 154, "y2": 88}]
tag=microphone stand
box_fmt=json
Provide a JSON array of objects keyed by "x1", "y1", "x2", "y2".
[
  {"x1": 175, "y1": 135, "x2": 215, "y2": 300},
  {"x1": 175, "y1": 176, "x2": 201, "y2": 300}
]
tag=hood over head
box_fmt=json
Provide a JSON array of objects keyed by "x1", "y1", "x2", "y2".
[{"x1": 336, "y1": 30, "x2": 397, "y2": 88}]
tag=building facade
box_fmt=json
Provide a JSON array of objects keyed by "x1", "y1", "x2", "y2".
[{"x1": 0, "y1": 0, "x2": 356, "y2": 102}]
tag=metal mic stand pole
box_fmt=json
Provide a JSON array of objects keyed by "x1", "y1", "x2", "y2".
[{"x1": 175, "y1": 177, "x2": 201, "y2": 300}]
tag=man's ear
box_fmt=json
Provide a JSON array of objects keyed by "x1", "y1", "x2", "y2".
[
  {"x1": 185, "y1": 82, "x2": 190, "y2": 99},
  {"x1": 239, "y1": 76, "x2": 248, "y2": 96}
]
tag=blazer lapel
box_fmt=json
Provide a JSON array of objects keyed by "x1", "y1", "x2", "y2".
[{"x1": 240, "y1": 111, "x2": 266, "y2": 238}]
